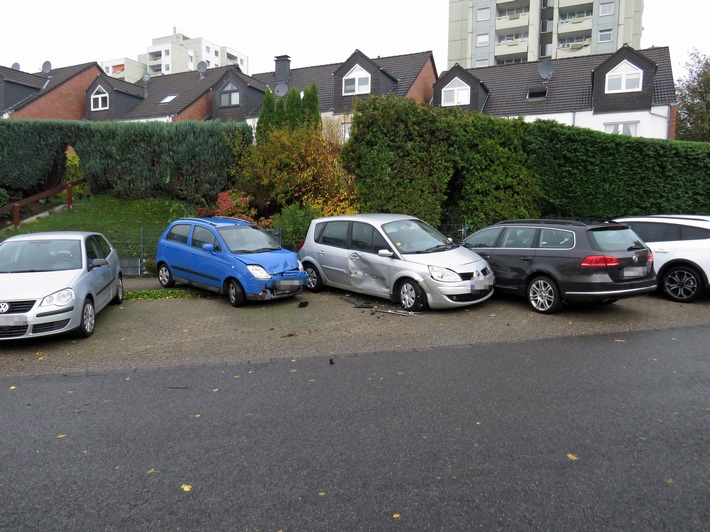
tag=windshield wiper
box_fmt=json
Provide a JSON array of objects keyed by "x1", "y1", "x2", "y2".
[{"x1": 418, "y1": 244, "x2": 457, "y2": 253}]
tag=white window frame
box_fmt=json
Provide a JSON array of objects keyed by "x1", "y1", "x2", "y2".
[
  {"x1": 159, "y1": 93, "x2": 178, "y2": 104},
  {"x1": 219, "y1": 81, "x2": 240, "y2": 107},
  {"x1": 91, "y1": 86, "x2": 109, "y2": 111},
  {"x1": 477, "y1": 33, "x2": 489, "y2": 47},
  {"x1": 441, "y1": 77, "x2": 471, "y2": 107},
  {"x1": 598, "y1": 29, "x2": 613, "y2": 43},
  {"x1": 600, "y1": 2, "x2": 614, "y2": 16},
  {"x1": 477, "y1": 7, "x2": 490, "y2": 21},
  {"x1": 604, "y1": 122, "x2": 639, "y2": 136},
  {"x1": 475, "y1": 58, "x2": 489, "y2": 68},
  {"x1": 342, "y1": 122, "x2": 352, "y2": 141},
  {"x1": 605, "y1": 60, "x2": 643, "y2": 94},
  {"x1": 342, "y1": 64, "x2": 371, "y2": 96}
]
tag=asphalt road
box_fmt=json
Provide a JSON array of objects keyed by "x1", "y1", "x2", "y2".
[
  {"x1": 1, "y1": 327, "x2": 708, "y2": 530},
  {"x1": 1, "y1": 278, "x2": 710, "y2": 376}
]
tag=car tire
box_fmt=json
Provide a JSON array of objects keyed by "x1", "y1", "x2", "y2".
[
  {"x1": 158, "y1": 263, "x2": 175, "y2": 288},
  {"x1": 527, "y1": 275, "x2": 563, "y2": 314},
  {"x1": 662, "y1": 265, "x2": 702, "y2": 303},
  {"x1": 75, "y1": 298, "x2": 96, "y2": 338},
  {"x1": 227, "y1": 278, "x2": 246, "y2": 307},
  {"x1": 398, "y1": 278, "x2": 427, "y2": 311},
  {"x1": 304, "y1": 262, "x2": 324, "y2": 292},
  {"x1": 111, "y1": 275, "x2": 124, "y2": 305}
]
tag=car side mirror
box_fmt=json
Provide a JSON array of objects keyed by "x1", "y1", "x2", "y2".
[
  {"x1": 89, "y1": 258, "x2": 108, "y2": 269},
  {"x1": 377, "y1": 249, "x2": 394, "y2": 258},
  {"x1": 202, "y1": 243, "x2": 215, "y2": 253}
]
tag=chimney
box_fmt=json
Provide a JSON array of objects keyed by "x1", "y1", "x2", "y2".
[{"x1": 274, "y1": 55, "x2": 291, "y2": 83}]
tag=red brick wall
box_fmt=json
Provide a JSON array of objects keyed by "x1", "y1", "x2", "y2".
[
  {"x1": 668, "y1": 104, "x2": 677, "y2": 140},
  {"x1": 175, "y1": 92, "x2": 213, "y2": 121},
  {"x1": 10, "y1": 66, "x2": 102, "y2": 120},
  {"x1": 406, "y1": 58, "x2": 436, "y2": 104}
]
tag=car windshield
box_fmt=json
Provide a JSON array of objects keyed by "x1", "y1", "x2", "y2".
[
  {"x1": 381, "y1": 219, "x2": 456, "y2": 254},
  {"x1": 218, "y1": 226, "x2": 281, "y2": 254},
  {"x1": 0, "y1": 239, "x2": 82, "y2": 273},
  {"x1": 587, "y1": 226, "x2": 647, "y2": 252}
]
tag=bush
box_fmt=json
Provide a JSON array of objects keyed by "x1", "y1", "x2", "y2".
[{"x1": 271, "y1": 202, "x2": 323, "y2": 250}]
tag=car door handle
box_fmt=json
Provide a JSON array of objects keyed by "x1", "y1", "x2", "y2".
[
  {"x1": 520, "y1": 256, "x2": 533, "y2": 262},
  {"x1": 349, "y1": 254, "x2": 360, "y2": 260}
]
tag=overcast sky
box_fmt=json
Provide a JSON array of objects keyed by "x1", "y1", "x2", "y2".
[{"x1": 0, "y1": 1, "x2": 705, "y2": 80}]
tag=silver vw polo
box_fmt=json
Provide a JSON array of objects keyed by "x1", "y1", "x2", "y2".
[
  {"x1": 0, "y1": 231, "x2": 124, "y2": 340},
  {"x1": 297, "y1": 214, "x2": 495, "y2": 310}
]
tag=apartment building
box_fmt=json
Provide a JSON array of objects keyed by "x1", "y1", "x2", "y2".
[
  {"x1": 448, "y1": 0, "x2": 644, "y2": 68},
  {"x1": 102, "y1": 30, "x2": 249, "y2": 83}
]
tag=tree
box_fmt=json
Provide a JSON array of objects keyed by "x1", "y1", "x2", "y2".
[
  {"x1": 676, "y1": 48, "x2": 710, "y2": 142},
  {"x1": 256, "y1": 89, "x2": 276, "y2": 144}
]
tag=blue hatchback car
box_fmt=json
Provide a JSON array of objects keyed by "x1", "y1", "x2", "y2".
[{"x1": 156, "y1": 217, "x2": 307, "y2": 306}]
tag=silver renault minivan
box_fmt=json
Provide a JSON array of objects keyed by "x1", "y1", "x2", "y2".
[{"x1": 297, "y1": 214, "x2": 495, "y2": 311}]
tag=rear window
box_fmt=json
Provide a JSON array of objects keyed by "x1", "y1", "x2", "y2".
[
  {"x1": 167, "y1": 223, "x2": 191, "y2": 244},
  {"x1": 587, "y1": 227, "x2": 645, "y2": 252}
]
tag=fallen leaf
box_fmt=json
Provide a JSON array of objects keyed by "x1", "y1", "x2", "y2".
[
  {"x1": 147, "y1": 468, "x2": 159, "y2": 475},
  {"x1": 567, "y1": 453, "x2": 579, "y2": 461},
  {"x1": 665, "y1": 478, "x2": 675, "y2": 485},
  {"x1": 9, "y1": 386, "x2": 16, "y2": 391},
  {"x1": 192, "y1": 414, "x2": 201, "y2": 418},
  {"x1": 181, "y1": 484, "x2": 192, "y2": 492},
  {"x1": 614, "y1": 339, "x2": 626, "y2": 343},
  {"x1": 57, "y1": 434, "x2": 67, "y2": 439},
  {"x1": 393, "y1": 513, "x2": 401, "y2": 519},
  {"x1": 212, "y1": 388, "x2": 219, "y2": 393}
]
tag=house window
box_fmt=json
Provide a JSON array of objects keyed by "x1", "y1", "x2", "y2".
[
  {"x1": 605, "y1": 60, "x2": 643, "y2": 93},
  {"x1": 475, "y1": 59, "x2": 489, "y2": 67},
  {"x1": 477, "y1": 34, "x2": 489, "y2": 47},
  {"x1": 160, "y1": 93, "x2": 178, "y2": 104},
  {"x1": 477, "y1": 7, "x2": 490, "y2": 21},
  {"x1": 164, "y1": 64, "x2": 170, "y2": 72},
  {"x1": 165, "y1": 49, "x2": 170, "y2": 56},
  {"x1": 206, "y1": 46, "x2": 211, "y2": 53},
  {"x1": 220, "y1": 81, "x2": 240, "y2": 106},
  {"x1": 343, "y1": 65, "x2": 371, "y2": 95},
  {"x1": 91, "y1": 86, "x2": 109, "y2": 111},
  {"x1": 598, "y1": 29, "x2": 613, "y2": 43},
  {"x1": 342, "y1": 122, "x2": 352, "y2": 141},
  {"x1": 442, "y1": 77, "x2": 471, "y2": 107},
  {"x1": 215, "y1": 50, "x2": 219, "y2": 58},
  {"x1": 604, "y1": 122, "x2": 639, "y2": 136},
  {"x1": 600, "y1": 2, "x2": 614, "y2": 16},
  {"x1": 498, "y1": 32, "x2": 528, "y2": 44}
]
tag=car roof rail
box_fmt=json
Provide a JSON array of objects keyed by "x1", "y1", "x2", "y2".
[{"x1": 499, "y1": 218, "x2": 589, "y2": 227}]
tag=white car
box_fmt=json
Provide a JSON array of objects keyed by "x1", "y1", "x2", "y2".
[
  {"x1": 297, "y1": 213, "x2": 495, "y2": 311},
  {"x1": 0, "y1": 231, "x2": 124, "y2": 339},
  {"x1": 615, "y1": 215, "x2": 710, "y2": 302}
]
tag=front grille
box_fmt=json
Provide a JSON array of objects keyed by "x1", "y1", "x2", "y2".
[
  {"x1": 459, "y1": 267, "x2": 490, "y2": 281},
  {"x1": 32, "y1": 319, "x2": 71, "y2": 334},
  {"x1": 0, "y1": 300, "x2": 37, "y2": 313},
  {"x1": 0, "y1": 325, "x2": 29, "y2": 338}
]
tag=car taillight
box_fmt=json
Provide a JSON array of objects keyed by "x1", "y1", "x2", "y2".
[
  {"x1": 297, "y1": 239, "x2": 305, "y2": 251},
  {"x1": 647, "y1": 251, "x2": 653, "y2": 263},
  {"x1": 580, "y1": 255, "x2": 620, "y2": 268}
]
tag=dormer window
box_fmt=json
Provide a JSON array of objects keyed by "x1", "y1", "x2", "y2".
[
  {"x1": 91, "y1": 86, "x2": 109, "y2": 111},
  {"x1": 605, "y1": 60, "x2": 643, "y2": 94},
  {"x1": 343, "y1": 65, "x2": 370, "y2": 96},
  {"x1": 220, "y1": 81, "x2": 240, "y2": 107},
  {"x1": 442, "y1": 77, "x2": 471, "y2": 106}
]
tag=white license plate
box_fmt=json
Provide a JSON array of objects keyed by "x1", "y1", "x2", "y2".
[
  {"x1": 621, "y1": 267, "x2": 646, "y2": 278},
  {"x1": 0, "y1": 315, "x2": 28, "y2": 326}
]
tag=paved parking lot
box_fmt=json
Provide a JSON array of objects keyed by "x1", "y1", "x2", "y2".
[{"x1": 1, "y1": 276, "x2": 710, "y2": 377}]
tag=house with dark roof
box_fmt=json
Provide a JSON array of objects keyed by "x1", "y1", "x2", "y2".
[
  {"x1": 2, "y1": 62, "x2": 104, "y2": 119},
  {"x1": 432, "y1": 45, "x2": 677, "y2": 139},
  {"x1": 3, "y1": 49, "x2": 436, "y2": 144}
]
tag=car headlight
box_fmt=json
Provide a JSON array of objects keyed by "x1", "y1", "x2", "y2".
[
  {"x1": 428, "y1": 265, "x2": 462, "y2": 282},
  {"x1": 40, "y1": 288, "x2": 75, "y2": 307},
  {"x1": 247, "y1": 265, "x2": 271, "y2": 279}
]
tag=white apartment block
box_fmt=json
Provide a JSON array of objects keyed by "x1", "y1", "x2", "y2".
[
  {"x1": 102, "y1": 30, "x2": 249, "y2": 83},
  {"x1": 448, "y1": 0, "x2": 644, "y2": 68}
]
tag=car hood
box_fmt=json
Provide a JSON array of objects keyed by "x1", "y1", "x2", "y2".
[
  {"x1": 232, "y1": 249, "x2": 301, "y2": 274},
  {"x1": 0, "y1": 270, "x2": 80, "y2": 300},
  {"x1": 402, "y1": 246, "x2": 489, "y2": 269}
]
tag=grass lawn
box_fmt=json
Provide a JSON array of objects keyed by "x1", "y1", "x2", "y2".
[{"x1": 1, "y1": 195, "x2": 195, "y2": 238}]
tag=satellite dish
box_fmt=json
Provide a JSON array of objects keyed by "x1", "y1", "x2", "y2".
[
  {"x1": 274, "y1": 82, "x2": 288, "y2": 97},
  {"x1": 142, "y1": 72, "x2": 151, "y2": 82},
  {"x1": 538, "y1": 60, "x2": 555, "y2": 81},
  {"x1": 11, "y1": 62, "x2": 20, "y2": 70},
  {"x1": 197, "y1": 61, "x2": 207, "y2": 73},
  {"x1": 41, "y1": 61, "x2": 52, "y2": 74}
]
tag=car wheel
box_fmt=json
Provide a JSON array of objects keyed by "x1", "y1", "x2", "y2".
[
  {"x1": 75, "y1": 299, "x2": 96, "y2": 338},
  {"x1": 527, "y1": 275, "x2": 563, "y2": 314},
  {"x1": 226, "y1": 278, "x2": 246, "y2": 307},
  {"x1": 398, "y1": 279, "x2": 427, "y2": 311},
  {"x1": 663, "y1": 265, "x2": 701, "y2": 302},
  {"x1": 304, "y1": 263, "x2": 324, "y2": 292},
  {"x1": 111, "y1": 275, "x2": 124, "y2": 305},
  {"x1": 158, "y1": 263, "x2": 175, "y2": 288}
]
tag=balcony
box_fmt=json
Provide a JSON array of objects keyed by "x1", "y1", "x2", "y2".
[
  {"x1": 496, "y1": 13, "x2": 529, "y2": 31},
  {"x1": 557, "y1": 16, "x2": 592, "y2": 34},
  {"x1": 495, "y1": 39, "x2": 530, "y2": 58}
]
